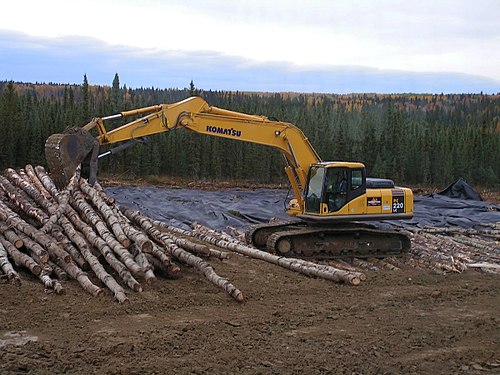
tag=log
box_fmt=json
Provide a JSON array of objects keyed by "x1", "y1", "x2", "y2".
[
  {"x1": 50, "y1": 227, "x2": 87, "y2": 269},
  {"x1": 351, "y1": 258, "x2": 380, "y2": 271},
  {"x1": 121, "y1": 207, "x2": 243, "y2": 301},
  {"x1": 16, "y1": 233, "x2": 50, "y2": 265},
  {"x1": 144, "y1": 252, "x2": 181, "y2": 278},
  {"x1": 54, "y1": 215, "x2": 128, "y2": 301},
  {"x1": 57, "y1": 212, "x2": 128, "y2": 300},
  {"x1": 150, "y1": 243, "x2": 181, "y2": 278},
  {"x1": 65, "y1": 205, "x2": 142, "y2": 292},
  {"x1": 38, "y1": 268, "x2": 65, "y2": 295},
  {"x1": 132, "y1": 249, "x2": 156, "y2": 285},
  {"x1": 4, "y1": 167, "x2": 80, "y2": 235},
  {"x1": 93, "y1": 181, "x2": 116, "y2": 205},
  {"x1": 35, "y1": 166, "x2": 141, "y2": 294},
  {"x1": 53, "y1": 257, "x2": 103, "y2": 297},
  {"x1": 0, "y1": 201, "x2": 73, "y2": 266},
  {"x1": 194, "y1": 230, "x2": 363, "y2": 285},
  {"x1": 5, "y1": 168, "x2": 127, "y2": 300},
  {"x1": 0, "y1": 240, "x2": 21, "y2": 285},
  {"x1": 72, "y1": 189, "x2": 143, "y2": 278},
  {"x1": 325, "y1": 260, "x2": 368, "y2": 281},
  {"x1": 0, "y1": 234, "x2": 41, "y2": 276},
  {"x1": 18, "y1": 230, "x2": 71, "y2": 264},
  {"x1": 24, "y1": 164, "x2": 53, "y2": 200},
  {"x1": 192, "y1": 223, "x2": 244, "y2": 245},
  {"x1": 79, "y1": 178, "x2": 130, "y2": 248},
  {"x1": 207, "y1": 248, "x2": 231, "y2": 260},
  {"x1": 111, "y1": 207, "x2": 153, "y2": 253},
  {"x1": 48, "y1": 260, "x2": 69, "y2": 280},
  {"x1": 39, "y1": 175, "x2": 78, "y2": 235},
  {"x1": 0, "y1": 224, "x2": 24, "y2": 248},
  {"x1": 0, "y1": 175, "x2": 49, "y2": 224}
]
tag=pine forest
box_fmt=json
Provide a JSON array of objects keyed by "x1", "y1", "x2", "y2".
[{"x1": 0, "y1": 76, "x2": 499, "y2": 188}]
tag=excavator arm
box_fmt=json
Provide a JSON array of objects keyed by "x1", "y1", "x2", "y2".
[{"x1": 45, "y1": 97, "x2": 321, "y2": 209}]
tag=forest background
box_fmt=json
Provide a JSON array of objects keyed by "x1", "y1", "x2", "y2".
[{"x1": 0, "y1": 75, "x2": 498, "y2": 188}]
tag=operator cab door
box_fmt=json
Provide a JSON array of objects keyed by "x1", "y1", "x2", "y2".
[{"x1": 304, "y1": 166, "x2": 366, "y2": 214}]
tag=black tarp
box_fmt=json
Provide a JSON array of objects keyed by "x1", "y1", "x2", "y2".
[
  {"x1": 107, "y1": 186, "x2": 500, "y2": 232},
  {"x1": 437, "y1": 178, "x2": 483, "y2": 201}
]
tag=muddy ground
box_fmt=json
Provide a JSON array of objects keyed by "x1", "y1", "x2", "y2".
[{"x1": 1, "y1": 250, "x2": 499, "y2": 374}]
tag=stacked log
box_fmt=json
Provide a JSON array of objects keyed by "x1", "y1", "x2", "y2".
[
  {"x1": 405, "y1": 226, "x2": 500, "y2": 274},
  {"x1": 0, "y1": 165, "x2": 244, "y2": 302}
]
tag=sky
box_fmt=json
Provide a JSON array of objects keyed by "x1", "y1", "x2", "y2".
[{"x1": 1, "y1": 0, "x2": 499, "y2": 93}]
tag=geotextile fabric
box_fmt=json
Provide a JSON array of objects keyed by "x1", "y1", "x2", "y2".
[{"x1": 107, "y1": 186, "x2": 500, "y2": 232}]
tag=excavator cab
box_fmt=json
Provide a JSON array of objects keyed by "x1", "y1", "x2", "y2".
[
  {"x1": 304, "y1": 163, "x2": 366, "y2": 215},
  {"x1": 300, "y1": 163, "x2": 413, "y2": 222}
]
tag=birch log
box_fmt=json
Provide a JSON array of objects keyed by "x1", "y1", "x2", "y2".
[
  {"x1": 35, "y1": 166, "x2": 141, "y2": 294},
  {"x1": 7, "y1": 167, "x2": 127, "y2": 300},
  {"x1": 79, "y1": 178, "x2": 130, "y2": 248},
  {"x1": 111, "y1": 207, "x2": 153, "y2": 253},
  {"x1": 72, "y1": 189, "x2": 143, "y2": 278},
  {"x1": 0, "y1": 224, "x2": 24, "y2": 248},
  {"x1": 0, "y1": 234, "x2": 41, "y2": 276},
  {"x1": 0, "y1": 241, "x2": 21, "y2": 285},
  {"x1": 192, "y1": 227, "x2": 364, "y2": 285},
  {"x1": 121, "y1": 207, "x2": 243, "y2": 301},
  {"x1": 24, "y1": 164, "x2": 53, "y2": 200},
  {"x1": 0, "y1": 175, "x2": 49, "y2": 224}
]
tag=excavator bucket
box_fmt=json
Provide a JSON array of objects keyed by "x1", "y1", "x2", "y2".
[{"x1": 45, "y1": 128, "x2": 99, "y2": 189}]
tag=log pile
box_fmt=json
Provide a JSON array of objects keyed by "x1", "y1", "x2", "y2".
[
  {"x1": 405, "y1": 225, "x2": 500, "y2": 274},
  {"x1": 0, "y1": 165, "x2": 247, "y2": 302},
  {"x1": 1, "y1": 164, "x2": 375, "y2": 303}
]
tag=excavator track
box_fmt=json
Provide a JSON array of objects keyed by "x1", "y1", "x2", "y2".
[{"x1": 246, "y1": 222, "x2": 411, "y2": 259}]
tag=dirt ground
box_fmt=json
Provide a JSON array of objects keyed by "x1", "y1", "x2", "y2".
[{"x1": 1, "y1": 251, "x2": 499, "y2": 375}]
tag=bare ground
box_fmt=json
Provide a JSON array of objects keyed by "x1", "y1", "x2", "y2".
[{"x1": 1, "y1": 251, "x2": 499, "y2": 375}]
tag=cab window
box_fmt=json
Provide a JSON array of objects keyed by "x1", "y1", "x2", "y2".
[
  {"x1": 351, "y1": 170, "x2": 363, "y2": 190},
  {"x1": 305, "y1": 166, "x2": 325, "y2": 213},
  {"x1": 324, "y1": 168, "x2": 348, "y2": 212}
]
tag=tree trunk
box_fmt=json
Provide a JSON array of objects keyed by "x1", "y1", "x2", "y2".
[
  {"x1": 0, "y1": 224, "x2": 24, "y2": 248},
  {"x1": 72, "y1": 189, "x2": 143, "y2": 278},
  {"x1": 121, "y1": 207, "x2": 243, "y2": 301},
  {"x1": 0, "y1": 175, "x2": 49, "y2": 224},
  {"x1": 0, "y1": 233, "x2": 41, "y2": 276},
  {"x1": 0, "y1": 241, "x2": 21, "y2": 285},
  {"x1": 112, "y1": 207, "x2": 153, "y2": 253},
  {"x1": 35, "y1": 166, "x2": 141, "y2": 294},
  {"x1": 79, "y1": 178, "x2": 130, "y2": 248},
  {"x1": 191, "y1": 227, "x2": 364, "y2": 285},
  {"x1": 24, "y1": 164, "x2": 53, "y2": 200}
]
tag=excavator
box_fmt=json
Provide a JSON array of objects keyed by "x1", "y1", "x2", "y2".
[{"x1": 45, "y1": 96, "x2": 413, "y2": 258}]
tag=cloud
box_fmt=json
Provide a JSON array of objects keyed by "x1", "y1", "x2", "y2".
[{"x1": 0, "y1": 31, "x2": 498, "y2": 94}]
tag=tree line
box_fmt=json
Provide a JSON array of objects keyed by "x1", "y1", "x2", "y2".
[{"x1": 0, "y1": 75, "x2": 499, "y2": 188}]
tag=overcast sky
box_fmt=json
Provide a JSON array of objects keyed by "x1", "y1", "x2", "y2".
[{"x1": 1, "y1": 0, "x2": 499, "y2": 93}]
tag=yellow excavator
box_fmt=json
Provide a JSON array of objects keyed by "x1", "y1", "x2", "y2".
[{"x1": 45, "y1": 96, "x2": 413, "y2": 258}]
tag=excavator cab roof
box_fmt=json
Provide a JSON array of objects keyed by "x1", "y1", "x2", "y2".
[{"x1": 315, "y1": 161, "x2": 366, "y2": 169}]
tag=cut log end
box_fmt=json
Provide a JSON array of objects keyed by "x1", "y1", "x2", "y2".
[{"x1": 350, "y1": 277, "x2": 361, "y2": 286}]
